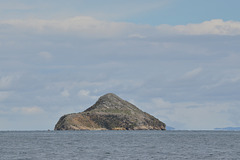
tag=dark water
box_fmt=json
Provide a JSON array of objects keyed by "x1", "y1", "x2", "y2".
[{"x1": 0, "y1": 130, "x2": 240, "y2": 160}]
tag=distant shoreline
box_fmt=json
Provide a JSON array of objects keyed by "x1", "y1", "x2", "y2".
[{"x1": 214, "y1": 127, "x2": 240, "y2": 131}]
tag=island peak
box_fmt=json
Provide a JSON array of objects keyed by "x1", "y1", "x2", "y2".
[{"x1": 55, "y1": 93, "x2": 166, "y2": 130}]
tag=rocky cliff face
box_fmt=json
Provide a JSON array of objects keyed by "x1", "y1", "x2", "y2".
[{"x1": 54, "y1": 93, "x2": 166, "y2": 130}]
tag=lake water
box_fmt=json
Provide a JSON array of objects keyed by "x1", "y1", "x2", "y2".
[{"x1": 0, "y1": 130, "x2": 240, "y2": 160}]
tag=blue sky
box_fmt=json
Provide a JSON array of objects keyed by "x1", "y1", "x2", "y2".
[
  {"x1": 0, "y1": 0, "x2": 240, "y2": 130},
  {"x1": 1, "y1": 0, "x2": 240, "y2": 24}
]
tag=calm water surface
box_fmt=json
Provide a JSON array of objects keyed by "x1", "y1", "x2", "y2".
[{"x1": 0, "y1": 130, "x2": 240, "y2": 160}]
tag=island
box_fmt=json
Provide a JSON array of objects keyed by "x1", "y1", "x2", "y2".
[{"x1": 54, "y1": 93, "x2": 166, "y2": 130}]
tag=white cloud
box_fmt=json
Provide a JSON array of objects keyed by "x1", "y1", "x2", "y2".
[
  {"x1": 0, "y1": 15, "x2": 240, "y2": 130},
  {"x1": 12, "y1": 106, "x2": 44, "y2": 115},
  {"x1": 77, "y1": 90, "x2": 99, "y2": 100},
  {"x1": 78, "y1": 90, "x2": 90, "y2": 97},
  {"x1": 2, "y1": 17, "x2": 240, "y2": 38},
  {"x1": 0, "y1": 16, "x2": 133, "y2": 38},
  {"x1": 182, "y1": 67, "x2": 203, "y2": 79},
  {"x1": 61, "y1": 89, "x2": 70, "y2": 97},
  {"x1": 151, "y1": 98, "x2": 172, "y2": 109},
  {"x1": 172, "y1": 19, "x2": 240, "y2": 35}
]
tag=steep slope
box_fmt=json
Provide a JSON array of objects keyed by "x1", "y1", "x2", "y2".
[{"x1": 54, "y1": 93, "x2": 166, "y2": 130}]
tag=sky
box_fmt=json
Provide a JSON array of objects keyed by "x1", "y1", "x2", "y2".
[{"x1": 0, "y1": 0, "x2": 240, "y2": 130}]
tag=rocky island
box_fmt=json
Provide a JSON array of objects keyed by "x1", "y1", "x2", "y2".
[{"x1": 54, "y1": 93, "x2": 166, "y2": 130}]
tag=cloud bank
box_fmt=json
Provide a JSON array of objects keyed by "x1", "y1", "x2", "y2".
[
  {"x1": 1, "y1": 17, "x2": 240, "y2": 37},
  {"x1": 1, "y1": 16, "x2": 240, "y2": 130}
]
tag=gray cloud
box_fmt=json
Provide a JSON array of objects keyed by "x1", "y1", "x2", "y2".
[{"x1": 0, "y1": 16, "x2": 240, "y2": 130}]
